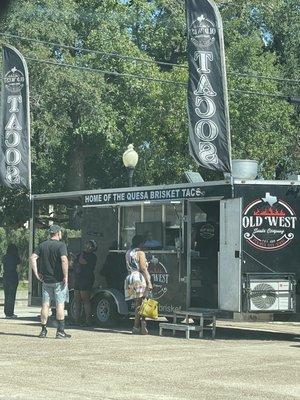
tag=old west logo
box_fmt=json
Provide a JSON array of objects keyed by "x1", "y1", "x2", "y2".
[
  {"x1": 147, "y1": 256, "x2": 169, "y2": 300},
  {"x1": 243, "y1": 192, "x2": 297, "y2": 251}
]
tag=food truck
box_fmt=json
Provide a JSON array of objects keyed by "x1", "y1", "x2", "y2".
[{"x1": 28, "y1": 177, "x2": 299, "y2": 324}]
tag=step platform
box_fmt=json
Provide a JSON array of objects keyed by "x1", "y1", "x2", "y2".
[{"x1": 159, "y1": 310, "x2": 216, "y2": 339}]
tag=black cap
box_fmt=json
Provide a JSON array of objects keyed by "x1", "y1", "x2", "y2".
[
  {"x1": 49, "y1": 225, "x2": 62, "y2": 234},
  {"x1": 88, "y1": 240, "x2": 97, "y2": 251}
]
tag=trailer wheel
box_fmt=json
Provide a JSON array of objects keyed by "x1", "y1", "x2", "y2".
[
  {"x1": 93, "y1": 295, "x2": 118, "y2": 326},
  {"x1": 67, "y1": 290, "x2": 84, "y2": 323}
]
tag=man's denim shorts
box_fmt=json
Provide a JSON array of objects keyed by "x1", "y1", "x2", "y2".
[{"x1": 42, "y1": 282, "x2": 69, "y2": 305}]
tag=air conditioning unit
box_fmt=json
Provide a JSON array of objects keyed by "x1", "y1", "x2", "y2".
[{"x1": 244, "y1": 274, "x2": 296, "y2": 313}]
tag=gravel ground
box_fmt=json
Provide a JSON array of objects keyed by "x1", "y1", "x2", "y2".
[{"x1": 0, "y1": 301, "x2": 299, "y2": 400}]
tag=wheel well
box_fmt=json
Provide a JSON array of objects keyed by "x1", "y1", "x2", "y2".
[{"x1": 92, "y1": 292, "x2": 111, "y2": 302}]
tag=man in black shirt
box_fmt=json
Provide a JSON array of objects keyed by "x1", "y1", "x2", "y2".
[{"x1": 30, "y1": 225, "x2": 71, "y2": 339}]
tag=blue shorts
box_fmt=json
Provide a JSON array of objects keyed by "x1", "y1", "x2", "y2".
[{"x1": 42, "y1": 282, "x2": 69, "y2": 305}]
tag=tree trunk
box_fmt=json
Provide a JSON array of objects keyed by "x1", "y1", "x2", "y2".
[{"x1": 65, "y1": 148, "x2": 85, "y2": 191}]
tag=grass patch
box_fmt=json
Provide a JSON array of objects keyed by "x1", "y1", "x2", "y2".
[
  {"x1": 0, "y1": 280, "x2": 28, "y2": 291},
  {"x1": 18, "y1": 281, "x2": 28, "y2": 291}
]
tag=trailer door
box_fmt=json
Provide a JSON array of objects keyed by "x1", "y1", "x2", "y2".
[{"x1": 219, "y1": 198, "x2": 242, "y2": 312}]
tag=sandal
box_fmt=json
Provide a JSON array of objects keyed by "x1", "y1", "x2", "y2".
[{"x1": 140, "y1": 320, "x2": 148, "y2": 335}]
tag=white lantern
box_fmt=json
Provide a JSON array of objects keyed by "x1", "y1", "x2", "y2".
[
  {"x1": 122, "y1": 144, "x2": 138, "y2": 168},
  {"x1": 122, "y1": 144, "x2": 138, "y2": 186}
]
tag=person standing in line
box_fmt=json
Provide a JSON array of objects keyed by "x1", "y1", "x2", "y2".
[
  {"x1": 74, "y1": 240, "x2": 97, "y2": 326},
  {"x1": 124, "y1": 235, "x2": 152, "y2": 335},
  {"x1": 30, "y1": 225, "x2": 71, "y2": 339},
  {"x1": 3, "y1": 244, "x2": 21, "y2": 318}
]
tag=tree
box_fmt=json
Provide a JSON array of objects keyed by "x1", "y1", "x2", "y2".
[
  {"x1": 220, "y1": 0, "x2": 299, "y2": 175},
  {"x1": 0, "y1": 0, "x2": 299, "y2": 230}
]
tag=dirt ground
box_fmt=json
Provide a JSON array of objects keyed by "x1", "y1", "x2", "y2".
[{"x1": 0, "y1": 301, "x2": 299, "y2": 400}]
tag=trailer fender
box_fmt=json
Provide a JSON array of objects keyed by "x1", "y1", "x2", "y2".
[{"x1": 91, "y1": 288, "x2": 128, "y2": 315}]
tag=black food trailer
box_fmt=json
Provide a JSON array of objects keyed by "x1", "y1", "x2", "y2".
[{"x1": 28, "y1": 178, "x2": 299, "y2": 324}]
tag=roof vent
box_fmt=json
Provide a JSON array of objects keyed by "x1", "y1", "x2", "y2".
[{"x1": 224, "y1": 159, "x2": 258, "y2": 180}]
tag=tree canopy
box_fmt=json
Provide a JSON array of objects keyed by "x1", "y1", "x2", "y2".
[{"x1": 0, "y1": 0, "x2": 299, "y2": 227}]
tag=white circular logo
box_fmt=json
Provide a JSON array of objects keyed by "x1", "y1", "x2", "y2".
[
  {"x1": 4, "y1": 67, "x2": 24, "y2": 93},
  {"x1": 189, "y1": 15, "x2": 216, "y2": 48},
  {"x1": 199, "y1": 223, "x2": 215, "y2": 239}
]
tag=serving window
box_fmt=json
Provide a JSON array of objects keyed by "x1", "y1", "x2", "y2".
[
  {"x1": 119, "y1": 202, "x2": 183, "y2": 251},
  {"x1": 120, "y1": 205, "x2": 141, "y2": 250}
]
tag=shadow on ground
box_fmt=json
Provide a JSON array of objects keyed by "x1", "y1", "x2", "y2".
[
  {"x1": 0, "y1": 331, "x2": 38, "y2": 338},
  {"x1": 1, "y1": 315, "x2": 299, "y2": 342}
]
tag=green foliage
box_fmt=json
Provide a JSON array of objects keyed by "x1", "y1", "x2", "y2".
[
  {"x1": 0, "y1": 189, "x2": 30, "y2": 228},
  {"x1": 221, "y1": 0, "x2": 299, "y2": 176},
  {"x1": 0, "y1": 0, "x2": 298, "y2": 230}
]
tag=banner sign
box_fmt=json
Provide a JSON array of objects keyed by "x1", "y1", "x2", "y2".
[
  {"x1": 0, "y1": 44, "x2": 30, "y2": 190},
  {"x1": 185, "y1": 0, "x2": 231, "y2": 173},
  {"x1": 83, "y1": 184, "x2": 232, "y2": 206}
]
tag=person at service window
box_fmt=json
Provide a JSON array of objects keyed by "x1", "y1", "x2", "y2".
[{"x1": 124, "y1": 235, "x2": 152, "y2": 335}]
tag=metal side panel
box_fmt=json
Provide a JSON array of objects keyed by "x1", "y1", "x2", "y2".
[
  {"x1": 219, "y1": 198, "x2": 242, "y2": 312},
  {"x1": 28, "y1": 199, "x2": 34, "y2": 306}
]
